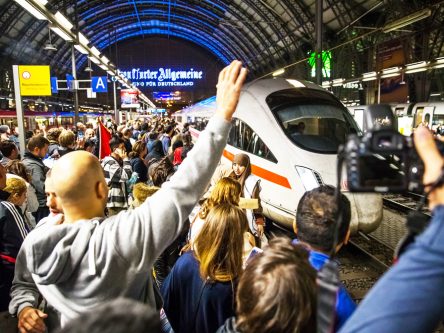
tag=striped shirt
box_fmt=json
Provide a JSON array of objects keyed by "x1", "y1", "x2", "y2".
[{"x1": 101, "y1": 156, "x2": 133, "y2": 208}]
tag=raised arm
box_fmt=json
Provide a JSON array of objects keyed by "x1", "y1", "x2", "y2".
[{"x1": 111, "y1": 61, "x2": 247, "y2": 268}]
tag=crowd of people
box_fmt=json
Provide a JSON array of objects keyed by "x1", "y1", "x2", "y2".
[{"x1": 1, "y1": 60, "x2": 444, "y2": 333}]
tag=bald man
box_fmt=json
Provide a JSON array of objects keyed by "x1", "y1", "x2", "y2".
[{"x1": 15, "y1": 61, "x2": 248, "y2": 327}]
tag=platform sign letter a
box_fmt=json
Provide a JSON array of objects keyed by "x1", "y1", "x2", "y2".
[{"x1": 92, "y1": 76, "x2": 108, "y2": 93}]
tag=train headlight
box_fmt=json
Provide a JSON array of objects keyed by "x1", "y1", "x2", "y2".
[{"x1": 295, "y1": 166, "x2": 321, "y2": 191}]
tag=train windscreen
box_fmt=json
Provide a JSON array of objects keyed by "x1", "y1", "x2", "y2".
[{"x1": 266, "y1": 88, "x2": 361, "y2": 154}]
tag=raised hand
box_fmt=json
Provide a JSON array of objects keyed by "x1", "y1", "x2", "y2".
[
  {"x1": 216, "y1": 60, "x2": 248, "y2": 121},
  {"x1": 414, "y1": 126, "x2": 444, "y2": 209}
]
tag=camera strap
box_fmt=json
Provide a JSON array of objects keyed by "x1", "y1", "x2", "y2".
[
  {"x1": 317, "y1": 259, "x2": 339, "y2": 333},
  {"x1": 315, "y1": 151, "x2": 345, "y2": 333}
]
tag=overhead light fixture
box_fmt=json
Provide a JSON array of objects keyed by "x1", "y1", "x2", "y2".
[
  {"x1": 380, "y1": 67, "x2": 401, "y2": 78},
  {"x1": 74, "y1": 44, "x2": 88, "y2": 54},
  {"x1": 433, "y1": 57, "x2": 444, "y2": 69},
  {"x1": 90, "y1": 46, "x2": 101, "y2": 57},
  {"x1": 383, "y1": 8, "x2": 431, "y2": 33},
  {"x1": 405, "y1": 61, "x2": 429, "y2": 74},
  {"x1": 101, "y1": 56, "x2": 110, "y2": 64},
  {"x1": 14, "y1": 0, "x2": 48, "y2": 20},
  {"x1": 362, "y1": 71, "x2": 377, "y2": 81},
  {"x1": 44, "y1": 26, "x2": 57, "y2": 51},
  {"x1": 50, "y1": 26, "x2": 73, "y2": 41},
  {"x1": 99, "y1": 64, "x2": 108, "y2": 71},
  {"x1": 107, "y1": 70, "x2": 115, "y2": 76},
  {"x1": 54, "y1": 11, "x2": 74, "y2": 31},
  {"x1": 272, "y1": 68, "x2": 285, "y2": 77},
  {"x1": 84, "y1": 64, "x2": 93, "y2": 72},
  {"x1": 332, "y1": 78, "x2": 345, "y2": 87},
  {"x1": 381, "y1": 72, "x2": 400, "y2": 78},
  {"x1": 321, "y1": 81, "x2": 331, "y2": 88},
  {"x1": 78, "y1": 32, "x2": 89, "y2": 47},
  {"x1": 88, "y1": 56, "x2": 100, "y2": 64},
  {"x1": 382, "y1": 66, "x2": 401, "y2": 74}
]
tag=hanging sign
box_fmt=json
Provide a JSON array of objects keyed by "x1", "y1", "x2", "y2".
[
  {"x1": 92, "y1": 76, "x2": 108, "y2": 93},
  {"x1": 18, "y1": 65, "x2": 51, "y2": 96}
]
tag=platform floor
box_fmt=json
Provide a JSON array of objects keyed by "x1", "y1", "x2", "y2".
[{"x1": 370, "y1": 208, "x2": 408, "y2": 250}]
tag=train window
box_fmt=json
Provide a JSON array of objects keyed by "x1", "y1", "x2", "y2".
[
  {"x1": 228, "y1": 118, "x2": 277, "y2": 163},
  {"x1": 266, "y1": 88, "x2": 361, "y2": 154}
]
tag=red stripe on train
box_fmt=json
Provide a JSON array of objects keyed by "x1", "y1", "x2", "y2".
[{"x1": 190, "y1": 128, "x2": 291, "y2": 189}]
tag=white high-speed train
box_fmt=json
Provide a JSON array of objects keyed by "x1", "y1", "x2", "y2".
[{"x1": 174, "y1": 78, "x2": 383, "y2": 234}]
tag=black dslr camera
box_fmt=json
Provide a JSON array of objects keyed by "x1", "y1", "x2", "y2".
[{"x1": 344, "y1": 105, "x2": 425, "y2": 193}]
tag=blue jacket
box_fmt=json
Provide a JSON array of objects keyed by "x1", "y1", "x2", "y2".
[
  {"x1": 293, "y1": 239, "x2": 356, "y2": 330},
  {"x1": 340, "y1": 205, "x2": 444, "y2": 333},
  {"x1": 161, "y1": 251, "x2": 236, "y2": 333}
]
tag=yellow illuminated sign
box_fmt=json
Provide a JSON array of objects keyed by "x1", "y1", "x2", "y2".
[{"x1": 19, "y1": 65, "x2": 51, "y2": 96}]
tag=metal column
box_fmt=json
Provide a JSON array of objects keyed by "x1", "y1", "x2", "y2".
[
  {"x1": 12, "y1": 65, "x2": 26, "y2": 155},
  {"x1": 71, "y1": 44, "x2": 79, "y2": 124},
  {"x1": 113, "y1": 81, "x2": 119, "y2": 125},
  {"x1": 315, "y1": 0, "x2": 323, "y2": 85}
]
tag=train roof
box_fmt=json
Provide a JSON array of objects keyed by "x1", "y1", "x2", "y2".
[
  {"x1": 176, "y1": 77, "x2": 331, "y2": 116},
  {"x1": 243, "y1": 77, "x2": 328, "y2": 96}
]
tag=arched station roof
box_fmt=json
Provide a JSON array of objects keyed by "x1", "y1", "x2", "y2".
[{"x1": 0, "y1": 0, "x2": 443, "y2": 78}]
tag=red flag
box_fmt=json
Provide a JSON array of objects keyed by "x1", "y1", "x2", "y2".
[{"x1": 98, "y1": 120, "x2": 112, "y2": 159}]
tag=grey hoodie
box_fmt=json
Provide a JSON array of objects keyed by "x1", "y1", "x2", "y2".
[{"x1": 16, "y1": 115, "x2": 230, "y2": 326}]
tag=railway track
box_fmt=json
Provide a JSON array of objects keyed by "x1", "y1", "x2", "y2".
[{"x1": 382, "y1": 192, "x2": 430, "y2": 216}]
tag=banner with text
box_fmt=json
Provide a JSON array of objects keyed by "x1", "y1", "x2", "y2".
[{"x1": 117, "y1": 67, "x2": 204, "y2": 88}]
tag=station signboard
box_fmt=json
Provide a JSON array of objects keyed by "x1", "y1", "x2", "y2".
[
  {"x1": 91, "y1": 76, "x2": 108, "y2": 93},
  {"x1": 18, "y1": 65, "x2": 51, "y2": 96}
]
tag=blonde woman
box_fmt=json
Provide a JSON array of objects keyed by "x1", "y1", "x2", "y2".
[
  {"x1": 6, "y1": 160, "x2": 39, "y2": 228},
  {"x1": 189, "y1": 177, "x2": 241, "y2": 243},
  {"x1": 161, "y1": 204, "x2": 248, "y2": 333}
]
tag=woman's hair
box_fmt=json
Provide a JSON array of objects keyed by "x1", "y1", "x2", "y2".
[
  {"x1": 149, "y1": 157, "x2": 175, "y2": 187},
  {"x1": 128, "y1": 140, "x2": 146, "y2": 159},
  {"x1": 194, "y1": 203, "x2": 248, "y2": 282},
  {"x1": 58, "y1": 130, "x2": 76, "y2": 148},
  {"x1": 236, "y1": 237, "x2": 317, "y2": 333},
  {"x1": 199, "y1": 177, "x2": 241, "y2": 219},
  {"x1": 5, "y1": 160, "x2": 31, "y2": 183},
  {"x1": 232, "y1": 153, "x2": 251, "y2": 190},
  {"x1": 4, "y1": 177, "x2": 27, "y2": 198}
]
